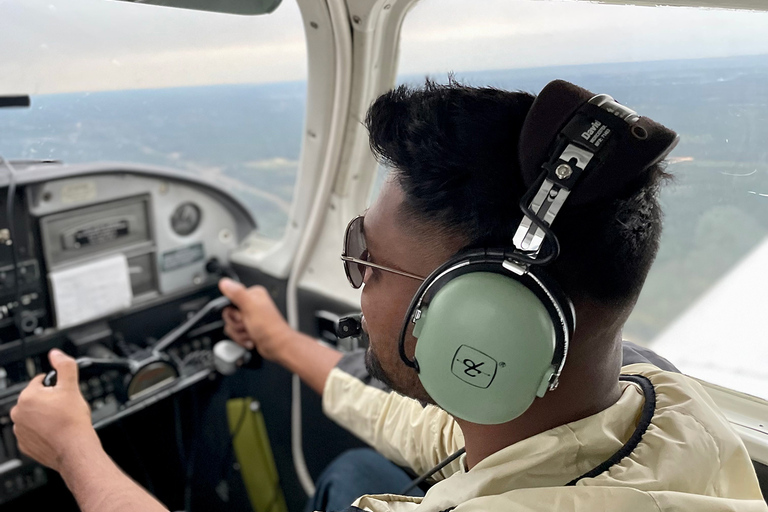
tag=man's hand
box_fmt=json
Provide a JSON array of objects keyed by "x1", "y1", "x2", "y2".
[
  {"x1": 10, "y1": 349, "x2": 98, "y2": 472},
  {"x1": 218, "y1": 277, "x2": 343, "y2": 395},
  {"x1": 219, "y1": 278, "x2": 296, "y2": 363}
]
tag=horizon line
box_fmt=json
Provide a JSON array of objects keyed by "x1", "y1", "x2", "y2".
[{"x1": 8, "y1": 51, "x2": 767, "y2": 98}]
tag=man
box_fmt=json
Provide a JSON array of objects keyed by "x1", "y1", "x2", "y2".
[{"x1": 10, "y1": 80, "x2": 767, "y2": 512}]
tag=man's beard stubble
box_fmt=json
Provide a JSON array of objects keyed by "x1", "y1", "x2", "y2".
[
  {"x1": 362, "y1": 328, "x2": 432, "y2": 406},
  {"x1": 361, "y1": 327, "x2": 398, "y2": 391}
]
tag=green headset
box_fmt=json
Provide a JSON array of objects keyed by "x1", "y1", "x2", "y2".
[{"x1": 396, "y1": 80, "x2": 679, "y2": 425}]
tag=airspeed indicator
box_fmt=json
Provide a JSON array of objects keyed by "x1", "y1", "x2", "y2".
[{"x1": 171, "y1": 202, "x2": 202, "y2": 236}]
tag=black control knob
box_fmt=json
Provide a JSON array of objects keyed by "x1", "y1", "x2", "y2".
[
  {"x1": 205, "y1": 258, "x2": 239, "y2": 281},
  {"x1": 19, "y1": 312, "x2": 37, "y2": 334}
]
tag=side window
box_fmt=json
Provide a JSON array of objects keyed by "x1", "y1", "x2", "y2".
[
  {"x1": 394, "y1": 0, "x2": 768, "y2": 398},
  {"x1": 0, "y1": 0, "x2": 307, "y2": 240}
]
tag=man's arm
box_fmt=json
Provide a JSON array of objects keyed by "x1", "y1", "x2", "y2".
[
  {"x1": 322, "y1": 365, "x2": 464, "y2": 481},
  {"x1": 9, "y1": 279, "x2": 340, "y2": 512},
  {"x1": 11, "y1": 350, "x2": 169, "y2": 512},
  {"x1": 220, "y1": 279, "x2": 464, "y2": 480},
  {"x1": 59, "y1": 436, "x2": 168, "y2": 512},
  {"x1": 219, "y1": 278, "x2": 343, "y2": 394}
]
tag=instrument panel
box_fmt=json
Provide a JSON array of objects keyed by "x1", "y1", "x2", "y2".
[{"x1": 0, "y1": 161, "x2": 256, "y2": 506}]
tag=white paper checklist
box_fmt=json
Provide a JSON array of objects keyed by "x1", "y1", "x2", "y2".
[{"x1": 49, "y1": 254, "x2": 134, "y2": 329}]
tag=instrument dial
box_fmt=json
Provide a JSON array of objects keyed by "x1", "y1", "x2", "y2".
[{"x1": 171, "y1": 202, "x2": 202, "y2": 236}]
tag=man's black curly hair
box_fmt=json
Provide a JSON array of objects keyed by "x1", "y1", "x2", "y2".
[{"x1": 365, "y1": 80, "x2": 668, "y2": 308}]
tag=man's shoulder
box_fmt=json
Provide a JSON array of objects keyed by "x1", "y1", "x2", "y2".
[
  {"x1": 621, "y1": 362, "x2": 743, "y2": 461},
  {"x1": 622, "y1": 362, "x2": 727, "y2": 426},
  {"x1": 452, "y1": 485, "x2": 768, "y2": 512},
  {"x1": 352, "y1": 485, "x2": 768, "y2": 512},
  {"x1": 609, "y1": 364, "x2": 764, "y2": 503}
]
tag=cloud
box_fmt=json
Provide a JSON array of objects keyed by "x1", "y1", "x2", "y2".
[
  {"x1": 398, "y1": 0, "x2": 768, "y2": 75},
  {"x1": 1, "y1": 0, "x2": 767, "y2": 94},
  {"x1": 0, "y1": 0, "x2": 307, "y2": 94}
]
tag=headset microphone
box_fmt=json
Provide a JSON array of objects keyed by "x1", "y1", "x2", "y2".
[{"x1": 336, "y1": 315, "x2": 362, "y2": 339}]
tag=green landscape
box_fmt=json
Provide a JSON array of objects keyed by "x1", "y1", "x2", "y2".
[{"x1": 1, "y1": 54, "x2": 767, "y2": 345}]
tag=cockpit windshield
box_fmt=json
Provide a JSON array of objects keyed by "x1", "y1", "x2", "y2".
[{"x1": 0, "y1": 0, "x2": 307, "y2": 240}]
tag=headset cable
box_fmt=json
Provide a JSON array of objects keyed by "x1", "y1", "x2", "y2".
[{"x1": 399, "y1": 447, "x2": 466, "y2": 496}]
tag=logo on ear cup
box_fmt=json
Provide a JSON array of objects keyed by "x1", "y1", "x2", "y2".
[{"x1": 451, "y1": 345, "x2": 498, "y2": 388}]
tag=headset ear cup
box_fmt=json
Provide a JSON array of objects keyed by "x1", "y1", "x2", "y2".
[
  {"x1": 526, "y1": 265, "x2": 575, "y2": 340},
  {"x1": 412, "y1": 264, "x2": 567, "y2": 425}
]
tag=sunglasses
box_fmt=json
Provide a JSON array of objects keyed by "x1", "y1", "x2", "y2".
[{"x1": 341, "y1": 215, "x2": 425, "y2": 289}]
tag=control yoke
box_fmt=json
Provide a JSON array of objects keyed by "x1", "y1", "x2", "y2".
[
  {"x1": 43, "y1": 258, "x2": 253, "y2": 397},
  {"x1": 43, "y1": 295, "x2": 233, "y2": 399}
]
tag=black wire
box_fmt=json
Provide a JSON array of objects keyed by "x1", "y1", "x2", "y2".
[
  {"x1": 514, "y1": 170, "x2": 562, "y2": 266},
  {"x1": 1, "y1": 158, "x2": 29, "y2": 363},
  {"x1": 399, "y1": 447, "x2": 466, "y2": 496},
  {"x1": 565, "y1": 375, "x2": 656, "y2": 486}
]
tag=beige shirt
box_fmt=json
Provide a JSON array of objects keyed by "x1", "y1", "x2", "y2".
[{"x1": 322, "y1": 363, "x2": 767, "y2": 512}]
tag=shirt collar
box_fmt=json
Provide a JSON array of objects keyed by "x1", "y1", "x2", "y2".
[{"x1": 424, "y1": 379, "x2": 646, "y2": 506}]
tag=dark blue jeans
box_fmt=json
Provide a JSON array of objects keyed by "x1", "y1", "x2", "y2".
[{"x1": 306, "y1": 448, "x2": 426, "y2": 512}]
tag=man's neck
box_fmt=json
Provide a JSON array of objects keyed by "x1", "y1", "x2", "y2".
[{"x1": 456, "y1": 326, "x2": 625, "y2": 470}]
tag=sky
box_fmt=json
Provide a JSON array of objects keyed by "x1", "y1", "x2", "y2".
[
  {"x1": 1, "y1": 0, "x2": 768, "y2": 95},
  {"x1": 399, "y1": 0, "x2": 768, "y2": 75}
]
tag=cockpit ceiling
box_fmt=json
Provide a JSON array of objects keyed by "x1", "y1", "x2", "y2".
[{"x1": 584, "y1": 0, "x2": 768, "y2": 11}]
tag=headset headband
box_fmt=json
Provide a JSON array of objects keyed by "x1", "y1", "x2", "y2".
[
  {"x1": 515, "y1": 93, "x2": 652, "y2": 254},
  {"x1": 519, "y1": 80, "x2": 680, "y2": 208}
]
